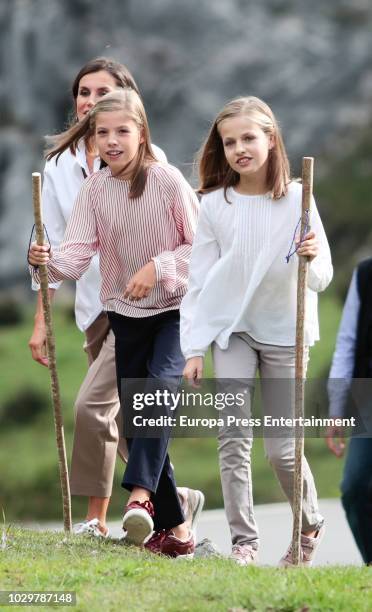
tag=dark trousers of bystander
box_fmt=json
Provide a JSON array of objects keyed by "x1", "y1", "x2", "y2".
[
  {"x1": 341, "y1": 436, "x2": 372, "y2": 564},
  {"x1": 107, "y1": 309, "x2": 185, "y2": 532}
]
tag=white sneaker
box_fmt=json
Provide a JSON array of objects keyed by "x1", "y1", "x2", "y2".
[
  {"x1": 178, "y1": 487, "x2": 205, "y2": 534},
  {"x1": 73, "y1": 518, "x2": 109, "y2": 539},
  {"x1": 122, "y1": 500, "x2": 154, "y2": 545},
  {"x1": 230, "y1": 543, "x2": 258, "y2": 566}
]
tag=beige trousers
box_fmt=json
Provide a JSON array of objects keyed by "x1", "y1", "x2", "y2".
[
  {"x1": 213, "y1": 332, "x2": 323, "y2": 547},
  {"x1": 69, "y1": 312, "x2": 128, "y2": 498}
]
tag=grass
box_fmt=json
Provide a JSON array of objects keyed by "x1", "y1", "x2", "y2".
[
  {"x1": 0, "y1": 291, "x2": 345, "y2": 521},
  {"x1": 0, "y1": 529, "x2": 371, "y2": 612},
  {"x1": 0, "y1": 527, "x2": 372, "y2": 612},
  {"x1": 0, "y1": 304, "x2": 88, "y2": 427}
]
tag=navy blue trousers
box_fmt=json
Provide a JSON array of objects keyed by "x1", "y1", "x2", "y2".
[
  {"x1": 341, "y1": 436, "x2": 372, "y2": 564},
  {"x1": 107, "y1": 310, "x2": 185, "y2": 531}
]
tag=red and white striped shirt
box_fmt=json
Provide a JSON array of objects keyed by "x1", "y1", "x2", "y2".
[{"x1": 33, "y1": 163, "x2": 199, "y2": 317}]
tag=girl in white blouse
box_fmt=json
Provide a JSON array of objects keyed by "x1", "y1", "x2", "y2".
[{"x1": 181, "y1": 96, "x2": 333, "y2": 566}]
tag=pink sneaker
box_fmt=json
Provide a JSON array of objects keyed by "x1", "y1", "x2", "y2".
[
  {"x1": 279, "y1": 525, "x2": 325, "y2": 567},
  {"x1": 122, "y1": 499, "x2": 154, "y2": 546},
  {"x1": 145, "y1": 529, "x2": 195, "y2": 558},
  {"x1": 230, "y1": 543, "x2": 258, "y2": 566}
]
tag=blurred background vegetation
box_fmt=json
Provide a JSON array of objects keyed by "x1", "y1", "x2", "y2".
[
  {"x1": 0, "y1": 290, "x2": 343, "y2": 521},
  {"x1": 1, "y1": 0, "x2": 372, "y2": 522}
]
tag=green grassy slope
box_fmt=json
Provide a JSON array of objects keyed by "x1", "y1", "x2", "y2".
[{"x1": 0, "y1": 529, "x2": 371, "y2": 612}]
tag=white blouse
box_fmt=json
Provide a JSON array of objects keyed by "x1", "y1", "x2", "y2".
[{"x1": 180, "y1": 182, "x2": 333, "y2": 360}]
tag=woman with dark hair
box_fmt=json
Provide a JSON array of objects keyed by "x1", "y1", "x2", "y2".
[{"x1": 28, "y1": 57, "x2": 204, "y2": 539}]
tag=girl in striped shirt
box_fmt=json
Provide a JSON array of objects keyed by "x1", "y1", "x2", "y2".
[{"x1": 29, "y1": 88, "x2": 199, "y2": 558}]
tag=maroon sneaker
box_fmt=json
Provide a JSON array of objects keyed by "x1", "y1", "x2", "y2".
[
  {"x1": 122, "y1": 499, "x2": 154, "y2": 546},
  {"x1": 145, "y1": 529, "x2": 195, "y2": 558},
  {"x1": 144, "y1": 529, "x2": 168, "y2": 554}
]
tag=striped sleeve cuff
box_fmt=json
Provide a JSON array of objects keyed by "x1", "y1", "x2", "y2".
[{"x1": 152, "y1": 252, "x2": 176, "y2": 293}]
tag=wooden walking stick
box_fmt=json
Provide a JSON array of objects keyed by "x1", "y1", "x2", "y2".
[
  {"x1": 32, "y1": 172, "x2": 72, "y2": 534},
  {"x1": 291, "y1": 157, "x2": 313, "y2": 565}
]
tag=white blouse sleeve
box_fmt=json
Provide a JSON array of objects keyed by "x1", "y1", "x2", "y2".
[
  {"x1": 307, "y1": 198, "x2": 333, "y2": 292},
  {"x1": 151, "y1": 143, "x2": 167, "y2": 163},
  {"x1": 327, "y1": 271, "x2": 359, "y2": 417},
  {"x1": 31, "y1": 162, "x2": 66, "y2": 291},
  {"x1": 180, "y1": 197, "x2": 220, "y2": 359}
]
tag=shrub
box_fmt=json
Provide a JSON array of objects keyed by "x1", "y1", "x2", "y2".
[
  {"x1": 0, "y1": 299, "x2": 24, "y2": 326},
  {"x1": 0, "y1": 388, "x2": 49, "y2": 427}
]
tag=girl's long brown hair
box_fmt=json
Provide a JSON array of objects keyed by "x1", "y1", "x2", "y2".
[
  {"x1": 46, "y1": 89, "x2": 156, "y2": 198},
  {"x1": 198, "y1": 96, "x2": 290, "y2": 201}
]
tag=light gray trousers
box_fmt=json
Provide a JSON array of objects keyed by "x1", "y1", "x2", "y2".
[{"x1": 213, "y1": 332, "x2": 324, "y2": 547}]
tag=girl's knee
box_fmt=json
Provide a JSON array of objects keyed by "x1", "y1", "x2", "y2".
[
  {"x1": 264, "y1": 439, "x2": 294, "y2": 467},
  {"x1": 218, "y1": 436, "x2": 252, "y2": 454},
  {"x1": 218, "y1": 437, "x2": 252, "y2": 469}
]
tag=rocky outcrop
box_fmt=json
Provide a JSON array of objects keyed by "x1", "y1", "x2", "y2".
[{"x1": 1, "y1": 0, "x2": 372, "y2": 287}]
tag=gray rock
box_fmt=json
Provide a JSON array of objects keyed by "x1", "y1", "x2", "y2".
[
  {"x1": 2, "y1": 0, "x2": 372, "y2": 289},
  {"x1": 194, "y1": 537, "x2": 223, "y2": 558}
]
